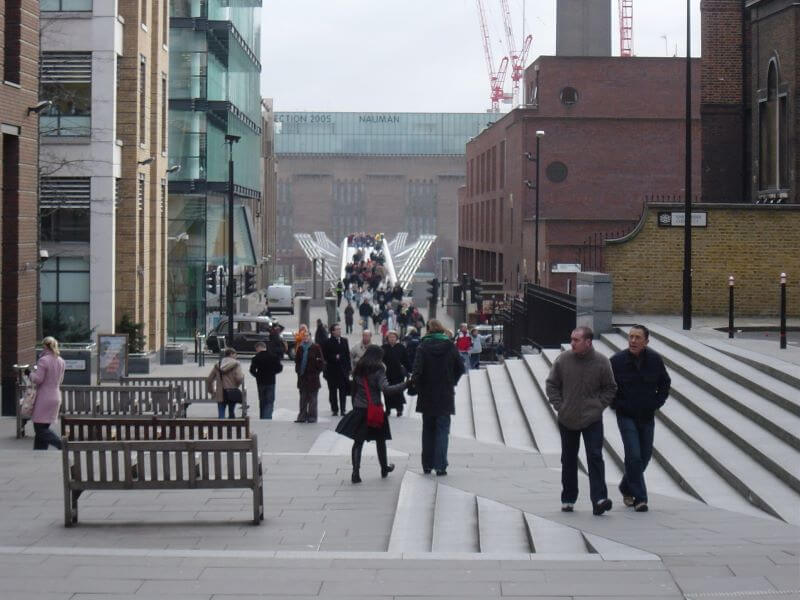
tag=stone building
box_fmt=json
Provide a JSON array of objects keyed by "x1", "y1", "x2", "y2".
[
  {"x1": 38, "y1": 0, "x2": 169, "y2": 352},
  {"x1": 1, "y1": 0, "x2": 39, "y2": 414},
  {"x1": 701, "y1": 0, "x2": 798, "y2": 204}
]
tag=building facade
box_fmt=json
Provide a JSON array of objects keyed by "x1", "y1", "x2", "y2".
[
  {"x1": 38, "y1": 0, "x2": 169, "y2": 352},
  {"x1": 701, "y1": 0, "x2": 798, "y2": 204},
  {"x1": 167, "y1": 0, "x2": 262, "y2": 339},
  {"x1": 459, "y1": 56, "x2": 701, "y2": 294},
  {"x1": 1, "y1": 0, "x2": 39, "y2": 414},
  {"x1": 261, "y1": 98, "x2": 277, "y2": 288},
  {"x1": 274, "y1": 112, "x2": 500, "y2": 277}
]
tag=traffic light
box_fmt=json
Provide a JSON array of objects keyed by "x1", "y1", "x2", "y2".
[
  {"x1": 244, "y1": 270, "x2": 256, "y2": 295},
  {"x1": 426, "y1": 277, "x2": 439, "y2": 302},
  {"x1": 205, "y1": 268, "x2": 217, "y2": 294},
  {"x1": 470, "y1": 277, "x2": 484, "y2": 310}
]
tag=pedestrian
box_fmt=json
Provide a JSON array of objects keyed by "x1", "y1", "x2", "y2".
[
  {"x1": 344, "y1": 302, "x2": 355, "y2": 334},
  {"x1": 294, "y1": 323, "x2": 308, "y2": 348},
  {"x1": 610, "y1": 325, "x2": 671, "y2": 513},
  {"x1": 379, "y1": 319, "x2": 389, "y2": 343},
  {"x1": 335, "y1": 280, "x2": 344, "y2": 307},
  {"x1": 268, "y1": 325, "x2": 287, "y2": 359},
  {"x1": 454, "y1": 323, "x2": 472, "y2": 371},
  {"x1": 206, "y1": 348, "x2": 245, "y2": 419},
  {"x1": 322, "y1": 323, "x2": 352, "y2": 416},
  {"x1": 350, "y1": 329, "x2": 372, "y2": 365},
  {"x1": 468, "y1": 327, "x2": 489, "y2": 369},
  {"x1": 545, "y1": 326, "x2": 617, "y2": 515},
  {"x1": 404, "y1": 327, "x2": 421, "y2": 367},
  {"x1": 294, "y1": 329, "x2": 325, "y2": 423},
  {"x1": 249, "y1": 341, "x2": 283, "y2": 419},
  {"x1": 336, "y1": 345, "x2": 407, "y2": 483},
  {"x1": 382, "y1": 330, "x2": 410, "y2": 417},
  {"x1": 28, "y1": 336, "x2": 66, "y2": 450},
  {"x1": 411, "y1": 319, "x2": 465, "y2": 476},
  {"x1": 358, "y1": 299, "x2": 372, "y2": 331},
  {"x1": 314, "y1": 318, "x2": 328, "y2": 346}
]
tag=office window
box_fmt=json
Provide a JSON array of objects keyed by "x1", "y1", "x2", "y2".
[
  {"x1": 40, "y1": 52, "x2": 92, "y2": 136},
  {"x1": 41, "y1": 257, "x2": 91, "y2": 343},
  {"x1": 40, "y1": 177, "x2": 91, "y2": 242},
  {"x1": 3, "y1": 0, "x2": 21, "y2": 83},
  {"x1": 162, "y1": 0, "x2": 169, "y2": 45},
  {"x1": 138, "y1": 173, "x2": 145, "y2": 211},
  {"x1": 139, "y1": 55, "x2": 147, "y2": 144},
  {"x1": 41, "y1": 0, "x2": 92, "y2": 10},
  {"x1": 141, "y1": 0, "x2": 147, "y2": 26}
]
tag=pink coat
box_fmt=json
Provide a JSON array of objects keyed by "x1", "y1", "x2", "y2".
[{"x1": 29, "y1": 350, "x2": 66, "y2": 424}]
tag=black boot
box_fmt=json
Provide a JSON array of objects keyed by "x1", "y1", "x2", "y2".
[
  {"x1": 377, "y1": 439, "x2": 394, "y2": 478},
  {"x1": 351, "y1": 442, "x2": 362, "y2": 484}
]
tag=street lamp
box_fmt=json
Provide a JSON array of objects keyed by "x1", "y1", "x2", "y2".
[
  {"x1": 137, "y1": 156, "x2": 155, "y2": 166},
  {"x1": 524, "y1": 130, "x2": 545, "y2": 285},
  {"x1": 224, "y1": 134, "x2": 241, "y2": 347}
]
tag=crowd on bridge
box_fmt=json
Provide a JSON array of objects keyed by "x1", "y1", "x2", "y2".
[{"x1": 346, "y1": 232, "x2": 384, "y2": 248}]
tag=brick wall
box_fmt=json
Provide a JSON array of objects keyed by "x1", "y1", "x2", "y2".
[{"x1": 604, "y1": 204, "x2": 800, "y2": 316}]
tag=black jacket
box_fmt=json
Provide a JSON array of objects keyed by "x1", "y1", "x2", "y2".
[
  {"x1": 249, "y1": 349, "x2": 283, "y2": 386},
  {"x1": 322, "y1": 336, "x2": 351, "y2": 385},
  {"x1": 382, "y1": 342, "x2": 410, "y2": 384},
  {"x1": 411, "y1": 335, "x2": 465, "y2": 416},
  {"x1": 610, "y1": 347, "x2": 671, "y2": 422}
]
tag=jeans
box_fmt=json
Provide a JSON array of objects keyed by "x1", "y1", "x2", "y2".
[
  {"x1": 345, "y1": 321, "x2": 353, "y2": 334},
  {"x1": 559, "y1": 419, "x2": 608, "y2": 505},
  {"x1": 469, "y1": 353, "x2": 480, "y2": 369},
  {"x1": 328, "y1": 381, "x2": 349, "y2": 414},
  {"x1": 616, "y1": 414, "x2": 655, "y2": 503},
  {"x1": 33, "y1": 423, "x2": 62, "y2": 450},
  {"x1": 459, "y1": 352, "x2": 470, "y2": 371},
  {"x1": 217, "y1": 400, "x2": 236, "y2": 419},
  {"x1": 257, "y1": 383, "x2": 275, "y2": 419},
  {"x1": 421, "y1": 415, "x2": 451, "y2": 472}
]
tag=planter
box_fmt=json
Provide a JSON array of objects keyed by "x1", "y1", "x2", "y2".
[
  {"x1": 128, "y1": 352, "x2": 153, "y2": 374},
  {"x1": 162, "y1": 345, "x2": 185, "y2": 365}
]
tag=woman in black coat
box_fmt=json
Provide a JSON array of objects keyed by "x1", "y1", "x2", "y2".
[
  {"x1": 381, "y1": 331, "x2": 410, "y2": 417},
  {"x1": 314, "y1": 318, "x2": 328, "y2": 346},
  {"x1": 411, "y1": 319, "x2": 465, "y2": 476},
  {"x1": 336, "y1": 345, "x2": 407, "y2": 483}
]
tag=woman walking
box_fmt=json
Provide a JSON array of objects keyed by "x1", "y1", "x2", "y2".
[
  {"x1": 206, "y1": 348, "x2": 245, "y2": 418},
  {"x1": 28, "y1": 336, "x2": 66, "y2": 450},
  {"x1": 382, "y1": 331, "x2": 410, "y2": 417},
  {"x1": 294, "y1": 329, "x2": 325, "y2": 423},
  {"x1": 337, "y1": 345, "x2": 407, "y2": 483}
]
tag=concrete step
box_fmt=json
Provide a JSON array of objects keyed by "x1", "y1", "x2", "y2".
[
  {"x1": 387, "y1": 471, "x2": 436, "y2": 553},
  {"x1": 699, "y1": 337, "x2": 800, "y2": 388},
  {"x1": 524, "y1": 513, "x2": 588, "y2": 554},
  {"x1": 485, "y1": 364, "x2": 537, "y2": 451},
  {"x1": 451, "y1": 374, "x2": 474, "y2": 439},
  {"x1": 603, "y1": 332, "x2": 800, "y2": 492},
  {"x1": 613, "y1": 331, "x2": 800, "y2": 449},
  {"x1": 504, "y1": 359, "x2": 562, "y2": 454},
  {"x1": 476, "y1": 496, "x2": 531, "y2": 554},
  {"x1": 432, "y1": 481, "x2": 479, "y2": 553},
  {"x1": 645, "y1": 324, "x2": 800, "y2": 416},
  {"x1": 468, "y1": 369, "x2": 504, "y2": 446}
]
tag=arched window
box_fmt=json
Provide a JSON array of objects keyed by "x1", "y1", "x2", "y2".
[{"x1": 759, "y1": 58, "x2": 789, "y2": 192}]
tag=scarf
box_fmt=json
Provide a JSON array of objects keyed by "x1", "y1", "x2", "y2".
[
  {"x1": 423, "y1": 332, "x2": 450, "y2": 342},
  {"x1": 299, "y1": 341, "x2": 312, "y2": 375}
]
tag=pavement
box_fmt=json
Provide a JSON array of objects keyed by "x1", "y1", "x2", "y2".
[{"x1": 0, "y1": 306, "x2": 798, "y2": 599}]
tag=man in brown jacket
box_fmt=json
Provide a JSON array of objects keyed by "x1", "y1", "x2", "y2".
[
  {"x1": 546, "y1": 326, "x2": 617, "y2": 515},
  {"x1": 207, "y1": 348, "x2": 245, "y2": 419}
]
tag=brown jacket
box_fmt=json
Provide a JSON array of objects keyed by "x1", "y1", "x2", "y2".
[
  {"x1": 295, "y1": 343, "x2": 325, "y2": 392},
  {"x1": 206, "y1": 357, "x2": 244, "y2": 403}
]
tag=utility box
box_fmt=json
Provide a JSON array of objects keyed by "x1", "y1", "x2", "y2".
[{"x1": 576, "y1": 272, "x2": 613, "y2": 334}]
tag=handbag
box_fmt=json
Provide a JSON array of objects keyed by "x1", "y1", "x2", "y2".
[
  {"x1": 223, "y1": 388, "x2": 243, "y2": 404},
  {"x1": 20, "y1": 385, "x2": 36, "y2": 419},
  {"x1": 363, "y1": 376, "x2": 385, "y2": 429}
]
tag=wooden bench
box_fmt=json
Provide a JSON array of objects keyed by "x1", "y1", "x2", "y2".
[
  {"x1": 119, "y1": 376, "x2": 249, "y2": 417},
  {"x1": 62, "y1": 436, "x2": 264, "y2": 526},
  {"x1": 61, "y1": 416, "x2": 250, "y2": 442},
  {"x1": 17, "y1": 385, "x2": 180, "y2": 439}
]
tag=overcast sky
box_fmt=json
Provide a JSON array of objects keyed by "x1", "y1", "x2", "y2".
[{"x1": 261, "y1": 0, "x2": 702, "y2": 114}]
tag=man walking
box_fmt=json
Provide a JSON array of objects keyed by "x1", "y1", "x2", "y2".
[
  {"x1": 546, "y1": 326, "x2": 617, "y2": 515},
  {"x1": 322, "y1": 323, "x2": 352, "y2": 416},
  {"x1": 250, "y1": 341, "x2": 283, "y2": 419},
  {"x1": 610, "y1": 325, "x2": 671, "y2": 513}
]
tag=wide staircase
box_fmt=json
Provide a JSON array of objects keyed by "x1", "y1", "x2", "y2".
[{"x1": 443, "y1": 325, "x2": 800, "y2": 526}]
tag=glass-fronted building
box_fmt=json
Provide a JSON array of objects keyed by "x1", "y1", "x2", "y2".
[{"x1": 168, "y1": 0, "x2": 262, "y2": 338}]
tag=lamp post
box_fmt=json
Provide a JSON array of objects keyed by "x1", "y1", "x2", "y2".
[
  {"x1": 224, "y1": 134, "x2": 240, "y2": 347},
  {"x1": 523, "y1": 130, "x2": 545, "y2": 285},
  {"x1": 682, "y1": 0, "x2": 692, "y2": 330}
]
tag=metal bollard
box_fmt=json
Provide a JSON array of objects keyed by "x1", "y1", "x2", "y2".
[
  {"x1": 779, "y1": 273, "x2": 787, "y2": 350},
  {"x1": 728, "y1": 275, "x2": 735, "y2": 339},
  {"x1": 198, "y1": 334, "x2": 206, "y2": 366}
]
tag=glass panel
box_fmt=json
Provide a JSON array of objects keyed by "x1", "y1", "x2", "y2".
[
  {"x1": 205, "y1": 199, "x2": 257, "y2": 265},
  {"x1": 58, "y1": 257, "x2": 90, "y2": 271},
  {"x1": 58, "y1": 272, "x2": 90, "y2": 302},
  {"x1": 40, "y1": 0, "x2": 61, "y2": 11},
  {"x1": 40, "y1": 208, "x2": 90, "y2": 242},
  {"x1": 42, "y1": 303, "x2": 91, "y2": 343},
  {"x1": 41, "y1": 273, "x2": 58, "y2": 302},
  {"x1": 62, "y1": 0, "x2": 92, "y2": 10},
  {"x1": 168, "y1": 193, "x2": 208, "y2": 339}
]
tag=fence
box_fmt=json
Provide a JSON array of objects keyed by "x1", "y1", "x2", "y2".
[{"x1": 501, "y1": 283, "x2": 577, "y2": 354}]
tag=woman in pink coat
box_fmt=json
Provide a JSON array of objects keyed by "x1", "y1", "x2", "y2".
[{"x1": 28, "y1": 336, "x2": 66, "y2": 450}]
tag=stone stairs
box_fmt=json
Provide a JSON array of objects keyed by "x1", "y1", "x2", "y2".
[
  {"x1": 387, "y1": 471, "x2": 658, "y2": 559},
  {"x1": 445, "y1": 325, "x2": 800, "y2": 525}
]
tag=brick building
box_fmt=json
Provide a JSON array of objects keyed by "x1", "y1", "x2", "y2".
[
  {"x1": 459, "y1": 56, "x2": 701, "y2": 295},
  {"x1": 38, "y1": 0, "x2": 169, "y2": 352},
  {"x1": 1, "y1": 0, "x2": 39, "y2": 414},
  {"x1": 701, "y1": 0, "x2": 798, "y2": 204}
]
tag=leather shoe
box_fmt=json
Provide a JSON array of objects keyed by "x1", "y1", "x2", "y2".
[{"x1": 381, "y1": 464, "x2": 395, "y2": 478}]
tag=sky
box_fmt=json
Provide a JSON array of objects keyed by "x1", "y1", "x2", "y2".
[{"x1": 260, "y1": 0, "x2": 702, "y2": 114}]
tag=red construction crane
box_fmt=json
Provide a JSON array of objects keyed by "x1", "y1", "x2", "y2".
[
  {"x1": 499, "y1": 0, "x2": 533, "y2": 106},
  {"x1": 619, "y1": 0, "x2": 633, "y2": 57},
  {"x1": 476, "y1": 0, "x2": 510, "y2": 112}
]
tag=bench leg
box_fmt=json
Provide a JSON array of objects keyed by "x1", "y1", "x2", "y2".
[
  {"x1": 63, "y1": 485, "x2": 72, "y2": 527},
  {"x1": 71, "y1": 491, "x2": 79, "y2": 524}
]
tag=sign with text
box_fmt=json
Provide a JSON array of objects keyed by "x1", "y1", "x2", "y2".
[
  {"x1": 658, "y1": 211, "x2": 708, "y2": 227},
  {"x1": 97, "y1": 334, "x2": 128, "y2": 384}
]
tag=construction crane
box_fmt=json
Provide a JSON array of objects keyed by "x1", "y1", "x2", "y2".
[
  {"x1": 619, "y1": 0, "x2": 633, "y2": 57},
  {"x1": 499, "y1": 0, "x2": 533, "y2": 106},
  {"x1": 476, "y1": 0, "x2": 511, "y2": 112}
]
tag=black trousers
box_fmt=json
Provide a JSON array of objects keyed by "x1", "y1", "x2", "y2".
[
  {"x1": 328, "y1": 380, "x2": 349, "y2": 414},
  {"x1": 33, "y1": 423, "x2": 62, "y2": 450}
]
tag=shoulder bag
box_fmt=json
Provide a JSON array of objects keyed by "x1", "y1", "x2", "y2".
[
  {"x1": 363, "y1": 376, "x2": 385, "y2": 428},
  {"x1": 20, "y1": 384, "x2": 36, "y2": 419}
]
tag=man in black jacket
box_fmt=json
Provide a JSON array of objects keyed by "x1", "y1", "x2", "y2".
[
  {"x1": 610, "y1": 324, "x2": 671, "y2": 513},
  {"x1": 411, "y1": 319, "x2": 465, "y2": 476},
  {"x1": 322, "y1": 323, "x2": 352, "y2": 416},
  {"x1": 250, "y1": 341, "x2": 283, "y2": 419}
]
